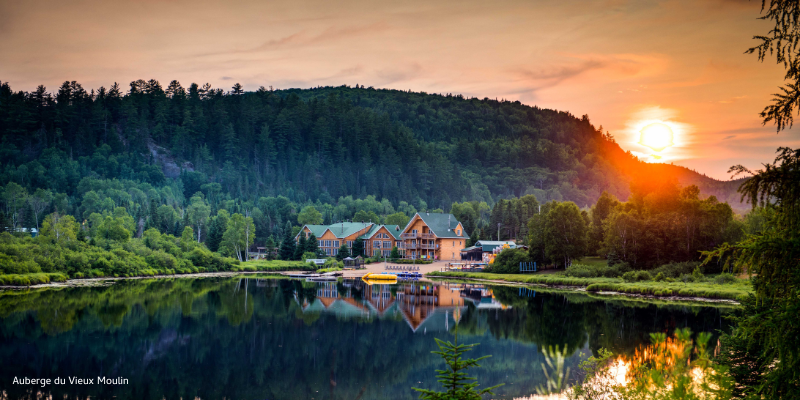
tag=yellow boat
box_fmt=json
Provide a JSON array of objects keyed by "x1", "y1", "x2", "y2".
[
  {"x1": 361, "y1": 272, "x2": 397, "y2": 282},
  {"x1": 361, "y1": 278, "x2": 397, "y2": 285}
]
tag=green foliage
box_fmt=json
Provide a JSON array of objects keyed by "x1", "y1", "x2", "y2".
[
  {"x1": 336, "y1": 242, "x2": 350, "y2": 261},
  {"x1": 430, "y1": 271, "x2": 751, "y2": 300},
  {"x1": 297, "y1": 205, "x2": 323, "y2": 225},
  {"x1": 385, "y1": 212, "x2": 410, "y2": 227},
  {"x1": 622, "y1": 271, "x2": 652, "y2": 282},
  {"x1": 390, "y1": 246, "x2": 401, "y2": 259},
  {"x1": 597, "y1": 182, "x2": 741, "y2": 270},
  {"x1": 220, "y1": 213, "x2": 256, "y2": 262},
  {"x1": 560, "y1": 329, "x2": 733, "y2": 400},
  {"x1": 351, "y1": 237, "x2": 364, "y2": 258},
  {"x1": 0, "y1": 225, "x2": 237, "y2": 285},
  {"x1": 488, "y1": 249, "x2": 530, "y2": 274},
  {"x1": 702, "y1": 147, "x2": 800, "y2": 398},
  {"x1": 0, "y1": 273, "x2": 67, "y2": 286},
  {"x1": 412, "y1": 328, "x2": 503, "y2": 400}
]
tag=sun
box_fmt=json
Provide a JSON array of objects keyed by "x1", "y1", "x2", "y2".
[{"x1": 638, "y1": 123, "x2": 674, "y2": 152}]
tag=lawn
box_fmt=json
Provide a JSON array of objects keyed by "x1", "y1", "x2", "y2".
[{"x1": 427, "y1": 270, "x2": 753, "y2": 301}]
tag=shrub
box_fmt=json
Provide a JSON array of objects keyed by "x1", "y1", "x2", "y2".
[
  {"x1": 602, "y1": 262, "x2": 631, "y2": 278},
  {"x1": 623, "y1": 270, "x2": 652, "y2": 282},
  {"x1": 654, "y1": 272, "x2": 666, "y2": 282},
  {"x1": 692, "y1": 266, "x2": 705, "y2": 282},
  {"x1": 636, "y1": 271, "x2": 652, "y2": 281},
  {"x1": 713, "y1": 273, "x2": 737, "y2": 285},
  {"x1": 651, "y1": 262, "x2": 700, "y2": 278},
  {"x1": 490, "y1": 249, "x2": 531, "y2": 274},
  {"x1": 565, "y1": 264, "x2": 599, "y2": 278}
]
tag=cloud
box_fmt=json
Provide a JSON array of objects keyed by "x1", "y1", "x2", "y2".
[
  {"x1": 515, "y1": 60, "x2": 606, "y2": 90},
  {"x1": 195, "y1": 22, "x2": 390, "y2": 58},
  {"x1": 375, "y1": 63, "x2": 423, "y2": 85},
  {"x1": 221, "y1": 76, "x2": 233, "y2": 80}
]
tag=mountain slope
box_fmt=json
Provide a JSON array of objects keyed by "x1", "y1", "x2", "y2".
[{"x1": 0, "y1": 80, "x2": 743, "y2": 211}]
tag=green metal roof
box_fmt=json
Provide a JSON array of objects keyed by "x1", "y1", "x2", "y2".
[
  {"x1": 473, "y1": 240, "x2": 516, "y2": 252},
  {"x1": 384, "y1": 225, "x2": 402, "y2": 240},
  {"x1": 358, "y1": 224, "x2": 402, "y2": 240},
  {"x1": 297, "y1": 225, "x2": 327, "y2": 239},
  {"x1": 414, "y1": 213, "x2": 468, "y2": 239},
  {"x1": 322, "y1": 222, "x2": 373, "y2": 239}
]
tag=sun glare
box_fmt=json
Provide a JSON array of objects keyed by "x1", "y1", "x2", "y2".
[{"x1": 638, "y1": 123, "x2": 674, "y2": 152}]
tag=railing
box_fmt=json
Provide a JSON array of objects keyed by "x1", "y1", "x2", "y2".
[
  {"x1": 400, "y1": 232, "x2": 435, "y2": 239},
  {"x1": 404, "y1": 243, "x2": 419, "y2": 249},
  {"x1": 420, "y1": 244, "x2": 437, "y2": 250}
]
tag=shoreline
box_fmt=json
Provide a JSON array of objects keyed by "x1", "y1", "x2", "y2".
[
  {"x1": 427, "y1": 273, "x2": 746, "y2": 305},
  {"x1": 0, "y1": 270, "x2": 742, "y2": 305}
]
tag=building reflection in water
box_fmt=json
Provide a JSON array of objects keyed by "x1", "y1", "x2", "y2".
[{"x1": 294, "y1": 280, "x2": 510, "y2": 332}]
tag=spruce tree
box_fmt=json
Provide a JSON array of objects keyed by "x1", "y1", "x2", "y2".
[
  {"x1": 305, "y1": 233, "x2": 319, "y2": 255},
  {"x1": 295, "y1": 234, "x2": 307, "y2": 260},
  {"x1": 265, "y1": 235, "x2": 276, "y2": 260},
  {"x1": 279, "y1": 229, "x2": 296, "y2": 260},
  {"x1": 336, "y1": 242, "x2": 350, "y2": 260},
  {"x1": 352, "y1": 237, "x2": 364, "y2": 257}
]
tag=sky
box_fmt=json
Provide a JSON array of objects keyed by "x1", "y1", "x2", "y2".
[{"x1": 2, "y1": 0, "x2": 799, "y2": 180}]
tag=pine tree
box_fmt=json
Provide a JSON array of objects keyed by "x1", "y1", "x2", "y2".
[
  {"x1": 305, "y1": 233, "x2": 319, "y2": 255},
  {"x1": 279, "y1": 229, "x2": 296, "y2": 260},
  {"x1": 412, "y1": 327, "x2": 503, "y2": 400},
  {"x1": 295, "y1": 234, "x2": 307, "y2": 260},
  {"x1": 265, "y1": 235, "x2": 276, "y2": 260},
  {"x1": 352, "y1": 237, "x2": 364, "y2": 257},
  {"x1": 336, "y1": 242, "x2": 350, "y2": 261}
]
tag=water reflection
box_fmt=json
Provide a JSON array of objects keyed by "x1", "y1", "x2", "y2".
[{"x1": 0, "y1": 277, "x2": 732, "y2": 400}]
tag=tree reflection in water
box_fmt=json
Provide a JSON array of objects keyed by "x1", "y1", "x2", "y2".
[{"x1": 0, "y1": 277, "x2": 732, "y2": 400}]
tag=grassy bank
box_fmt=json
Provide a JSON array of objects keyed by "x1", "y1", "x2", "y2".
[
  {"x1": 0, "y1": 273, "x2": 68, "y2": 286},
  {"x1": 0, "y1": 260, "x2": 312, "y2": 287},
  {"x1": 235, "y1": 260, "x2": 315, "y2": 272},
  {"x1": 428, "y1": 271, "x2": 752, "y2": 301}
]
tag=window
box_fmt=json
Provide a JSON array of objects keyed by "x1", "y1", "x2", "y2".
[
  {"x1": 325, "y1": 249, "x2": 331, "y2": 256},
  {"x1": 457, "y1": 229, "x2": 460, "y2": 235},
  {"x1": 383, "y1": 241, "x2": 390, "y2": 248},
  {"x1": 334, "y1": 240, "x2": 340, "y2": 248},
  {"x1": 347, "y1": 240, "x2": 353, "y2": 248},
  {"x1": 375, "y1": 241, "x2": 381, "y2": 248},
  {"x1": 333, "y1": 248, "x2": 338, "y2": 256}
]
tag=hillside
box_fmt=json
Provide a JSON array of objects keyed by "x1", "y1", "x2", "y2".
[{"x1": 0, "y1": 80, "x2": 746, "y2": 225}]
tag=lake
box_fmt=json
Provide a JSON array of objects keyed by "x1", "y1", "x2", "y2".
[{"x1": 0, "y1": 276, "x2": 733, "y2": 399}]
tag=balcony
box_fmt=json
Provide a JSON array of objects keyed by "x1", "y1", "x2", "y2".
[
  {"x1": 400, "y1": 232, "x2": 435, "y2": 239},
  {"x1": 420, "y1": 244, "x2": 437, "y2": 250}
]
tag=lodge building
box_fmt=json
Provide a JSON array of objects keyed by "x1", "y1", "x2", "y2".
[{"x1": 296, "y1": 212, "x2": 469, "y2": 260}]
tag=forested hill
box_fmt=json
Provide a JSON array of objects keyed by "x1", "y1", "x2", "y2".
[{"x1": 0, "y1": 80, "x2": 741, "y2": 213}]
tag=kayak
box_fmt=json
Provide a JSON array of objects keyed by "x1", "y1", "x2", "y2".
[
  {"x1": 362, "y1": 278, "x2": 397, "y2": 285},
  {"x1": 362, "y1": 273, "x2": 398, "y2": 280}
]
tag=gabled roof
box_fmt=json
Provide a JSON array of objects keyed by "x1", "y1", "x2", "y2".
[
  {"x1": 322, "y1": 222, "x2": 374, "y2": 239},
  {"x1": 296, "y1": 224, "x2": 327, "y2": 239},
  {"x1": 360, "y1": 224, "x2": 402, "y2": 240},
  {"x1": 407, "y1": 213, "x2": 468, "y2": 239}
]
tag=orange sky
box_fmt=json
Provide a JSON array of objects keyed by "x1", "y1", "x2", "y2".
[{"x1": 2, "y1": 0, "x2": 799, "y2": 179}]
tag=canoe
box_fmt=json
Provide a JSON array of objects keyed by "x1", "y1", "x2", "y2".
[{"x1": 362, "y1": 273, "x2": 398, "y2": 280}]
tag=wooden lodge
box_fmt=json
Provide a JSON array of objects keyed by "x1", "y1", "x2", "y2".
[
  {"x1": 398, "y1": 212, "x2": 468, "y2": 261},
  {"x1": 296, "y1": 212, "x2": 469, "y2": 260},
  {"x1": 296, "y1": 222, "x2": 403, "y2": 257}
]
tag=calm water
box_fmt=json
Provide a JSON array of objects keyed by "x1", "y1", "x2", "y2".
[{"x1": 0, "y1": 277, "x2": 733, "y2": 400}]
